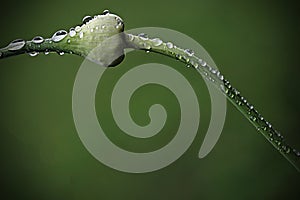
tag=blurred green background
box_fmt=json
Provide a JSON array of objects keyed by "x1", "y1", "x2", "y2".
[{"x1": 0, "y1": 0, "x2": 299, "y2": 199}]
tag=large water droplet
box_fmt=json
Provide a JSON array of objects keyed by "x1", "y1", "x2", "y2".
[
  {"x1": 8, "y1": 39, "x2": 26, "y2": 51},
  {"x1": 82, "y1": 15, "x2": 92, "y2": 24},
  {"x1": 102, "y1": 9, "x2": 110, "y2": 15},
  {"x1": 69, "y1": 28, "x2": 76, "y2": 37},
  {"x1": 184, "y1": 49, "x2": 194, "y2": 56},
  {"x1": 152, "y1": 38, "x2": 163, "y2": 46},
  {"x1": 32, "y1": 36, "x2": 44, "y2": 44},
  {"x1": 52, "y1": 30, "x2": 67, "y2": 42},
  {"x1": 29, "y1": 52, "x2": 39, "y2": 57}
]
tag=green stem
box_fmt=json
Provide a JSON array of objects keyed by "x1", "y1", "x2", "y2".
[
  {"x1": 0, "y1": 39, "x2": 83, "y2": 58},
  {"x1": 123, "y1": 33, "x2": 300, "y2": 171},
  {"x1": 0, "y1": 27, "x2": 299, "y2": 171}
]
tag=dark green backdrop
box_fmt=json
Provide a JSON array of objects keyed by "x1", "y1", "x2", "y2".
[{"x1": 0, "y1": 0, "x2": 299, "y2": 199}]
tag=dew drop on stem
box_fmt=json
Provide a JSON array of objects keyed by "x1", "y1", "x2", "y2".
[
  {"x1": 32, "y1": 36, "x2": 44, "y2": 44},
  {"x1": 151, "y1": 38, "x2": 163, "y2": 46},
  {"x1": 138, "y1": 33, "x2": 148, "y2": 40},
  {"x1": 51, "y1": 30, "x2": 67, "y2": 42},
  {"x1": 184, "y1": 48, "x2": 194, "y2": 56},
  {"x1": 166, "y1": 42, "x2": 174, "y2": 49},
  {"x1": 8, "y1": 39, "x2": 26, "y2": 51},
  {"x1": 29, "y1": 52, "x2": 39, "y2": 57}
]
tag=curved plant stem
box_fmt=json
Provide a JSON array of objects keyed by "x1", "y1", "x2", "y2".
[
  {"x1": 123, "y1": 33, "x2": 300, "y2": 171},
  {"x1": 0, "y1": 24, "x2": 299, "y2": 171}
]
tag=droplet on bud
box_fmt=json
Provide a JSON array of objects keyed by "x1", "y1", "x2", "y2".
[
  {"x1": 102, "y1": 9, "x2": 110, "y2": 15},
  {"x1": 75, "y1": 26, "x2": 81, "y2": 32},
  {"x1": 79, "y1": 32, "x2": 84, "y2": 39},
  {"x1": 82, "y1": 16, "x2": 93, "y2": 24},
  {"x1": 69, "y1": 28, "x2": 76, "y2": 37}
]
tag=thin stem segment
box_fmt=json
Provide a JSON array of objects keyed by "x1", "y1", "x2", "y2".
[
  {"x1": 0, "y1": 29, "x2": 299, "y2": 171},
  {"x1": 123, "y1": 33, "x2": 300, "y2": 171}
]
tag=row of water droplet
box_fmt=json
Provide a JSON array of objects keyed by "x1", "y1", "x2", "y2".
[
  {"x1": 4, "y1": 9, "x2": 117, "y2": 57},
  {"x1": 131, "y1": 32, "x2": 300, "y2": 159},
  {"x1": 223, "y1": 78, "x2": 300, "y2": 157},
  {"x1": 130, "y1": 33, "x2": 225, "y2": 85}
]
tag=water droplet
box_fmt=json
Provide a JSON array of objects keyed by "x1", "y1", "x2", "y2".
[
  {"x1": 194, "y1": 63, "x2": 199, "y2": 68},
  {"x1": 175, "y1": 54, "x2": 182, "y2": 60},
  {"x1": 59, "y1": 52, "x2": 65, "y2": 56},
  {"x1": 90, "y1": 28, "x2": 94, "y2": 32},
  {"x1": 152, "y1": 38, "x2": 163, "y2": 46},
  {"x1": 102, "y1": 9, "x2": 110, "y2": 15},
  {"x1": 211, "y1": 69, "x2": 218, "y2": 74},
  {"x1": 75, "y1": 26, "x2": 81, "y2": 32},
  {"x1": 82, "y1": 15, "x2": 92, "y2": 24},
  {"x1": 218, "y1": 74, "x2": 224, "y2": 81},
  {"x1": 166, "y1": 42, "x2": 174, "y2": 49},
  {"x1": 250, "y1": 116, "x2": 257, "y2": 122},
  {"x1": 143, "y1": 43, "x2": 151, "y2": 49},
  {"x1": 260, "y1": 116, "x2": 264, "y2": 121},
  {"x1": 95, "y1": 26, "x2": 99, "y2": 30},
  {"x1": 67, "y1": 39, "x2": 71, "y2": 43},
  {"x1": 69, "y1": 28, "x2": 76, "y2": 37},
  {"x1": 146, "y1": 50, "x2": 150, "y2": 53},
  {"x1": 128, "y1": 34, "x2": 134, "y2": 41},
  {"x1": 138, "y1": 33, "x2": 148, "y2": 40},
  {"x1": 32, "y1": 36, "x2": 44, "y2": 44},
  {"x1": 51, "y1": 30, "x2": 67, "y2": 42},
  {"x1": 184, "y1": 49, "x2": 194, "y2": 56},
  {"x1": 220, "y1": 84, "x2": 225, "y2": 92},
  {"x1": 79, "y1": 32, "x2": 84, "y2": 39},
  {"x1": 29, "y1": 52, "x2": 38, "y2": 57},
  {"x1": 200, "y1": 60, "x2": 206, "y2": 67},
  {"x1": 44, "y1": 50, "x2": 49, "y2": 55},
  {"x1": 8, "y1": 39, "x2": 26, "y2": 51},
  {"x1": 285, "y1": 147, "x2": 290, "y2": 154}
]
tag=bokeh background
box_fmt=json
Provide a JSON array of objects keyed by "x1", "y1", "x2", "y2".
[{"x1": 0, "y1": 0, "x2": 299, "y2": 199}]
